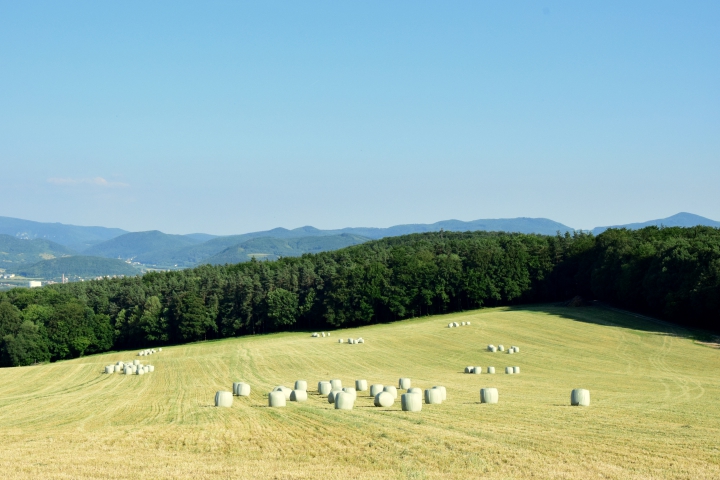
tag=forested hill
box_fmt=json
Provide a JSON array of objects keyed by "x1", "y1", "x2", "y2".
[{"x1": 1, "y1": 226, "x2": 718, "y2": 367}]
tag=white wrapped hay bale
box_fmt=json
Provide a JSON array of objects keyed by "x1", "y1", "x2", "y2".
[
  {"x1": 465, "y1": 366, "x2": 472, "y2": 373},
  {"x1": 513, "y1": 366, "x2": 520, "y2": 374},
  {"x1": 158, "y1": 348, "x2": 162, "y2": 352},
  {"x1": 448, "y1": 323, "x2": 453, "y2": 328},
  {"x1": 408, "y1": 387, "x2": 422, "y2": 395},
  {"x1": 399, "y1": 378, "x2": 411, "y2": 389},
  {"x1": 338, "y1": 339, "x2": 343, "y2": 344},
  {"x1": 374, "y1": 391, "x2": 394, "y2": 407},
  {"x1": 512, "y1": 346, "x2": 519, "y2": 353},
  {"x1": 104, "y1": 365, "x2": 114, "y2": 374},
  {"x1": 461, "y1": 321, "x2": 466, "y2": 326},
  {"x1": 432, "y1": 386, "x2": 447, "y2": 401},
  {"x1": 233, "y1": 382, "x2": 242, "y2": 395},
  {"x1": 355, "y1": 379, "x2": 368, "y2": 391},
  {"x1": 294, "y1": 380, "x2": 308, "y2": 391},
  {"x1": 290, "y1": 390, "x2": 308, "y2": 402},
  {"x1": 136, "y1": 367, "x2": 145, "y2": 376},
  {"x1": 467, "y1": 321, "x2": 471, "y2": 325},
  {"x1": 487, "y1": 345, "x2": 496, "y2": 352},
  {"x1": 321, "y1": 332, "x2": 326, "y2": 338},
  {"x1": 328, "y1": 390, "x2": 342, "y2": 404},
  {"x1": 473, "y1": 367, "x2": 482, "y2": 374},
  {"x1": 335, "y1": 392, "x2": 354, "y2": 410},
  {"x1": 571, "y1": 389, "x2": 590, "y2": 406},
  {"x1": 113, "y1": 365, "x2": 122, "y2": 373},
  {"x1": 215, "y1": 391, "x2": 233, "y2": 407},
  {"x1": 318, "y1": 381, "x2": 332, "y2": 396},
  {"x1": 327, "y1": 332, "x2": 331, "y2": 337},
  {"x1": 507, "y1": 349, "x2": 514, "y2": 355},
  {"x1": 480, "y1": 388, "x2": 498, "y2": 404},
  {"x1": 311, "y1": 333, "x2": 318, "y2": 337},
  {"x1": 237, "y1": 383, "x2": 251, "y2": 397},
  {"x1": 498, "y1": 345, "x2": 505, "y2": 352},
  {"x1": 401, "y1": 392, "x2": 422, "y2": 412},
  {"x1": 348, "y1": 338, "x2": 354, "y2": 344},
  {"x1": 357, "y1": 338, "x2": 364, "y2": 344},
  {"x1": 123, "y1": 366, "x2": 132, "y2": 375},
  {"x1": 370, "y1": 384, "x2": 384, "y2": 397},
  {"x1": 147, "y1": 365, "x2": 154, "y2": 372},
  {"x1": 268, "y1": 391, "x2": 286, "y2": 407},
  {"x1": 383, "y1": 385, "x2": 398, "y2": 399},
  {"x1": 453, "y1": 322, "x2": 459, "y2": 327},
  {"x1": 487, "y1": 367, "x2": 495, "y2": 374},
  {"x1": 342, "y1": 387, "x2": 357, "y2": 401},
  {"x1": 273, "y1": 386, "x2": 292, "y2": 400},
  {"x1": 133, "y1": 360, "x2": 140, "y2": 366},
  {"x1": 425, "y1": 388, "x2": 442, "y2": 404},
  {"x1": 505, "y1": 367, "x2": 513, "y2": 374},
  {"x1": 116, "y1": 361, "x2": 124, "y2": 366},
  {"x1": 330, "y1": 379, "x2": 342, "y2": 390},
  {"x1": 143, "y1": 366, "x2": 150, "y2": 373}
]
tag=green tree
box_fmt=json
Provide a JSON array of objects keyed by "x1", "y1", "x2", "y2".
[{"x1": 266, "y1": 288, "x2": 298, "y2": 329}]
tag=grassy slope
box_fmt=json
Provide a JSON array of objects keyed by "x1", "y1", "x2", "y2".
[
  {"x1": 0, "y1": 234, "x2": 76, "y2": 270},
  {"x1": 0, "y1": 305, "x2": 718, "y2": 479}
]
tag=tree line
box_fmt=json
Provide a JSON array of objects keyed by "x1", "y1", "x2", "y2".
[{"x1": 1, "y1": 226, "x2": 718, "y2": 367}]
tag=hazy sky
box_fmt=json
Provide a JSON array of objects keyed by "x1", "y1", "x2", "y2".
[{"x1": 1, "y1": 1, "x2": 718, "y2": 235}]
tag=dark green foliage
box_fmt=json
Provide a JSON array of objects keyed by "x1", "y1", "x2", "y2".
[
  {"x1": 0, "y1": 227, "x2": 718, "y2": 367},
  {"x1": 16, "y1": 256, "x2": 139, "y2": 279}
]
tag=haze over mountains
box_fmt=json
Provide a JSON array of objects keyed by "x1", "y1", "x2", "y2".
[{"x1": 1, "y1": 212, "x2": 718, "y2": 281}]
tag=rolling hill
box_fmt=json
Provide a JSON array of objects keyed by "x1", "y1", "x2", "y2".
[
  {"x1": 0, "y1": 216, "x2": 127, "y2": 251},
  {"x1": 0, "y1": 234, "x2": 76, "y2": 271},
  {"x1": 16, "y1": 256, "x2": 140, "y2": 279},
  {"x1": 83, "y1": 230, "x2": 203, "y2": 264},
  {"x1": 592, "y1": 212, "x2": 720, "y2": 234},
  {"x1": 203, "y1": 234, "x2": 370, "y2": 264},
  {"x1": 0, "y1": 305, "x2": 717, "y2": 478}
]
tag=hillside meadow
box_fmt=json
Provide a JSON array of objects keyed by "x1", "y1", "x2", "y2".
[{"x1": 0, "y1": 305, "x2": 718, "y2": 479}]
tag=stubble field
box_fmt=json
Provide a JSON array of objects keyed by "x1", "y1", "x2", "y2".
[{"x1": 0, "y1": 305, "x2": 718, "y2": 479}]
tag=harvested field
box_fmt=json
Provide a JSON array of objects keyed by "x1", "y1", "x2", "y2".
[{"x1": 0, "y1": 305, "x2": 719, "y2": 479}]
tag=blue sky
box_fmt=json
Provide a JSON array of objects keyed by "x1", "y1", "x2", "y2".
[{"x1": 1, "y1": 1, "x2": 718, "y2": 234}]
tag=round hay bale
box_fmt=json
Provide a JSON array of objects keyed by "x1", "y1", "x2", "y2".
[
  {"x1": 136, "y1": 367, "x2": 145, "y2": 376},
  {"x1": 215, "y1": 391, "x2": 233, "y2": 407},
  {"x1": 327, "y1": 332, "x2": 331, "y2": 336},
  {"x1": 143, "y1": 366, "x2": 150, "y2": 373},
  {"x1": 374, "y1": 391, "x2": 394, "y2": 407},
  {"x1": 473, "y1": 367, "x2": 482, "y2": 374},
  {"x1": 401, "y1": 392, "x2": 422, "y2": 412},
  {"x1": 328, "y1": 390, "x2": 342, "y2": 404},
  {"x1": 498, "y1": 345, "x2": 505, "y2": 352},
  {"x1": 507, "y1": 349, "x2": 514, "y2": 355},
  {"x1": 268, "y1": 391, "x2": 286, "y2": 407},
  {"x1": 466, "y1": 321, "x2": 471, "y2": 326},
  {"x1": 407, "y1": 387, "x2": 422, "y2": 395},
  {"x1": 294, "y1": 380, "x2": 308, "y2": 391},
  {"x1": 370, "y1": 384, "x2": 384, "y2": 397},
  {"x1": 480, "y1": 387, "x2": 498, "y2": 404},
  {"x1": 237, "y1": 383, "x2": 251, "y2": 396},
  {"x1": 321, "y1": 332, "x2": 326, "y2": 337},
  {"x1": 290, "y1": 390, "x2": 308, "y2": 402},
  {"x1": 233, "y1": 382, "x2": 242, "y2": 395},
  {"x1": 487, "y1": 345, "x2": 495, "y2": 352},
  {"x1": 318, "y1": 381, "x2": 332, "y2": 395},
  {"x1": 513, "y1": 366, "x2": 520, "y2": 374},
  {"x1": 117, "y1": 361, "x2": 124, "y2": 366},
  {"x1": 124, "y1": 366, "x2": 132, "y2": 375},
  {"x1": 342, "y1": 387, "x2": 357, "y2": 401},
  {"x1": 113, "y1": 365, "x2": 122, "y2": 373},
  {"x1": 383, "y1": 385, "x2": 398, "y2": 399},
  {"x1": 330, "y1": 379, "x2": 342, "y2": 390},
  {"x1": 464, "y1": 366, "x2": 473, "y2": 373},
  {"x1": 425, "y1": 388, "x2": 442, "y2": 404},
  {"x1": 399, "y1": 378, "x2": 411, "y2": 389},
  {"x1": 571, "y1": 389, "x2": 590, "y2": 406},
  {"x1": 487, "y1": 366, "x2": 495, "y2": 374},
  {"x1": 448, "y1": 323, "x2": 453, "y2": 328},
  {"x1": 432, "y1": 386, "x2": 447, "y2": 401},
  {"x1": 357, "y1": 338, "x2": 364, "y2": 344},
  {"x1": 104, "y1": 365, "x2": 114, "y2": 374},
  {"x1": 453, "y1": 322, "x2": 459, "y2": 327},
  {"x1": 158, "y1": 348, "x2": 162, "y2": 352},
  {"x1": 355, "y1": 379, "x2": 368, "y2": 391},
  {"x1": 338, "y1": 339, "x2": 343, "y2": 343},
  {"x1": 461, "y1": 321, "x2": 466, "y2": 326},
  {"x1": 273, "y1": 386, "x2": 292, "y2": 400},
  {"x1": 133, "y1": 360, "x2": 140, "y2": 366},
  {"x1": 139, "y1": 352, "x2": 145, "y2": 357},
  {"x1": 348, "y1": 338, "x2": 354, "y2": 344},
  {"x1": 148, "y1": 365, "x2": 154, "y2": 372},
  {"x1": 505, "y1": 367, "x2": 513, "y2": 374},
  {"x1": 311, "y1": 333, "x2": 318, "y2": 337},
  {"x1": 335, "y1": 392, "x2": 354, "y2": 410}
]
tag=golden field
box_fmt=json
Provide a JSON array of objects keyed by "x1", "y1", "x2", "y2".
[{"x1": 0, "y1": 305, "x2": 718, "y2": 479}]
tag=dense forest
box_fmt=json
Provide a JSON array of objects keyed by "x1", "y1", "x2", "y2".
[{"x1": 1, "y1": 226, "x2": 718, "y2": 367}]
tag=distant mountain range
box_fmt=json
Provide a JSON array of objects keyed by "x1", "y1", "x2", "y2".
[{"x1": 1, "y1": 212, "x2": 718, "y2": 281}]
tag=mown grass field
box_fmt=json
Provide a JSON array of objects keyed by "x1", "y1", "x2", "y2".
[{"x1": 1, "y1": 305, "x2": 718, "y2": 479}]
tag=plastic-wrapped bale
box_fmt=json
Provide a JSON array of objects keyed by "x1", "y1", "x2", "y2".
[
  {"x1": 318, "y1": 381, "x2": 332, "y2": 396},
  {"x1": 498, "y1": 345, "x2": 505, "y2": 352},
  {"x1": 321, "y1": 332, "x2": 326, "y2": 338},
  {"x1": 399, "y1": 378, "x2": 411, "y2": 389},
  {"x1": 335, "y1": 391, "x2": 354, "y2": 410},
  {"x1": 374, "y1": 391, "x2": 394, "y2": 407},
  {"x1": 237, "y1": 383, "x2": 251, "y2": 397},
  {"x1": 407, "y1": 387, "x2": 422, "y2": 395},
  {"x1": 467, "y1": 321, "x2": 471, "y2": 325},
  {"x1": 473, "y1": 367, "x2": 482, "y2": 374},
  {"x1": 273, "y1": 386, "x2": 292, "y2": 400},
  {"x1": 480, "y1": 387, "x2": 498, "y2": 404},
  {"x1": 401, "y1": 392, "x2": 422, "y2": 412},
  {"x1": 461, "y1": 321, "x2": 466, "y2": 326},
  {"x1": 338, "y1": 339, "x2": 344, "y2": 344},
  {"x1": 330, "y1": 379, "x2": 342, "y2": 390},
  {"x1": 139, "y1": 352, "x2": 145, "y2": 357},
  {"x1": 487, "y1": 345, "x2": 496, "y2": 352},
  {"x1": 357, "y1": 338, "x2": 364, "y2": 344},
  {"x1": 448, "y1": 323, "x2": 453, "y2": 328},
  {"x1": 511, "y1": 346, "x2": 519, "y2": 353},
  {"x1": 383, "y1": 385, "x2": 398, "y2": 399},
  {"x1": 355, "y1": 379, "x2": 368, "y2": 391},
  {"x1": 571, "y1": 389, "x2": 590, "y2": 406},
  {"x1": 133, "y1": 360, "x2": 140, "y2": 366},
  {"x1": 294, "y1": 380, "x2": 308, "y2": 391},
  {"x1": 505, "y1": 367, "x2": 513, "y2": 374},
  {"x1": 116, "y1": 361, "x2": 125, "y2": 366},
  {"x1": 342, "y1": 387, "x2": 357, "y2": 401},
  {"x1": 113, "y1": 365, "x2": 122, "y2": 373},
  {"x1": 370, "y1": 384, "x2": 384, "y2": 396},
  {"x1": 147, "y1": 365, "x2": 154, "y2": 372},
  {"x1": 465, "y1": 366, "x2": 473, "y2": 373},
  {"x1": 453, "y1": 322, "x2": 459, "y2": 327},
  {"x1": 348, "y1": 338, "x2": 354, "y2": 344},
  {"x1": 290, "y1": 390, "x2": 308, "y2": 402},
  {"x1": 104, "y1": 365, "x2": 114, "y2": 374},
  {"x1": 136, "y1": 367, "x2": 145, "y2": 376},
  {"x1": 432, "y1": 386, "x2": 447, "y2": 401},
  {"x1": 268, "y1": 391, "x2": 286, "y2": 407},
  {"x1": 487, "y1": 367, "x2": 495, "y2": 374},
  {"x1": 513, "y1": 366, "x2": 520, "y2": 374},
  {"x1": 328, "y1": 390, "x2": 342, "y2": 404},
  {"x1": 123, "y1": 366, "x2": 132, "y2": 375},
  {"x1": 311, "y1": 333, "x2": 318, "y2": 337},
  {"x1": 425, "y1": 388, "x2": 442, "y2": 404},
  {"x1": 507, "y1": 349, "x2": 514, "y2": 355},
  {"x1": 233, "y1": 382, "x2": 242, "y2": 395},
  {"x1": 158, "y1": 348, "x2": 162, "y2": 352},
  {"x1": 327, "y1": 332, "x2": 331, "y2": 337},
  {"x1": 143, "y1": 366, "x2": 150, "y2": 373},
  {"x1": 215, "y1": 391, "x2": 233, "y2": 407}
]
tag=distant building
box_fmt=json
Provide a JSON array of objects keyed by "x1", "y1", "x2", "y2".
[{"x1": 28, "y1": 281, "x2": 42, "y2": 288}]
